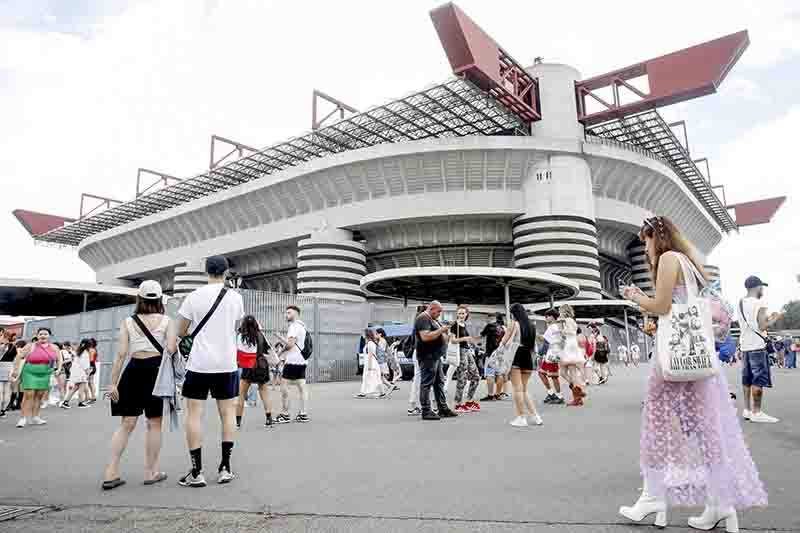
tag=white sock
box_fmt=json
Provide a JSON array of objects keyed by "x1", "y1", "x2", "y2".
[{"x1": 547, "y1": 389, "x2": 554, "y2": 396}]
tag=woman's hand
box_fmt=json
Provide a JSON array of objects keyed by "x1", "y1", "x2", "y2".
[{"x1": 108, "y1": 385, "x2": 119, "y2": 402}]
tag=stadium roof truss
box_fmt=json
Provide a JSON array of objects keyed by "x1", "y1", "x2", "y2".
[
  {"x1": 34, "y1": 78, "x2": 528, "y2": 246},
  {"x1": 586, "y1": 110, "x2": 737, "y2": 233}
]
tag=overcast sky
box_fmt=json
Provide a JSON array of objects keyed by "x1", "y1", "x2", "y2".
[{"x1": 1, "y1": 0, "x2": 798, "y2": 312}]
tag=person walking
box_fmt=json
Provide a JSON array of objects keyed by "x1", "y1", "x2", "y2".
[
  {"x1": 480, "y1": 314, "x2": 506, "y2": 401},
  {"x1": 0, "y1": 331, "x2": 17, "y2": 418},
  {"x1": 357, "y1": 329, "x2": 385, "y2": 398},
  {"x1": 539, "y1": 309, "x2": 565, "y2": 405},
  {"x1": 619, "y1": 215, "x2": 767, "y2": 530},
  {"x1": 556, "y1": 305, "x2": 585, "y2": 406},
  {"x1": 737, "y1": 275, "x2": 783, "y2": 423},
  {"x1": 235, "y1": 315, "x2": 275, "y2": 429},
  {"x1": 375, "y1": 328, "x2": 395, "y2": 393},
  {"x1": 102, "y1": 280, "x2": 176, "y2": 490},
  {"x1": 85, "y1": 338, "x2": 99, "y2": 404},
  {"x1": 177, "y1": 255, "x2": 245, "y2": 488},
  {"x1": 500, "y1": 303, "x2": 542, "y2": 427},
  {"x1": 58, "y1": 341, "x2": 74, "y2": 399},
  {"x1": 415, "y1": 301, "x2": 457, "y2": 421},
  {"x1": 450, "y1": 305, "x2": 481, "y2": 413},
  {"x1": 406, "y1": 305, "x2": 427, "y2": 416},
  {"x1": 61, "y1": 339, "x2": 92, "y2": 408},
  {"x1": 630, "y1": 344, "x2": 641, "y2": 367},
  {"x1": 274, "y1": 305, "x2": 310, "y2": 424},
  {"x1": 591, "y1": 325, "x2": 611, "y2": 384},
  {"x1": 3, "y1": 335, "x2": 23, "y2": 412},
  {"x1": 11, "y1": 327, "x2": 62, "y2": 428},
  {"x1": 579, "y1": 327, "x2": 595, "y2": 386}
]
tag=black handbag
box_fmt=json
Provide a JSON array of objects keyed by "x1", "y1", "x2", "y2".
[
  {"x1": 179, "y1": 288, "x2": 228, "y2": 357},
  {"x1": 255, "y1": 332, "x2": 270, "y2": 370}
]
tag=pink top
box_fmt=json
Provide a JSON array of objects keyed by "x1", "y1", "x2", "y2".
[{"x1": 27, "y1": 343, "x2": 56, "y2": 365}]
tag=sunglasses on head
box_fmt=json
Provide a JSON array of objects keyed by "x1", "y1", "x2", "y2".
[{"x1": 640, "y1": 216, "x2": 665, "y2": 239}]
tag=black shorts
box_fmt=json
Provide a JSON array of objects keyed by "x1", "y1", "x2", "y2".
[
  {"x1": 111, "y1": 357, "x2": 163, "y2": 419},
  {"x1": 512, "y1": 345, "x2": 534, "y2": 371},
  {"x1": 282, "y1": 363, "x2": 307, "y2": 381},
  {"x1": 240, "y1": 367, "x2": 270, "y2": 384},
  {"x1": 182, "y1": 370, "x2": 239, "y2": 400},
  {"x1": 63, "y1": 361, "x2": 72, "y2": 380}
]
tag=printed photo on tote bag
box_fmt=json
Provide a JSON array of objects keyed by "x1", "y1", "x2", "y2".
[{"x1": 656, "y1": 253, "x2": 719, "y2": 382}]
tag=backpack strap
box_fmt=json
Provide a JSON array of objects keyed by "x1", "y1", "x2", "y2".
[
  {"x1": 190, "y1": 288, "x2": 228, "y2": 340},
  {"x1": 131, "y1": 315, "x2": 165, "y2": 354}
]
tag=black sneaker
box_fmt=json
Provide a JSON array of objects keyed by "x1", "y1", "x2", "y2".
[
  {"x1": 497, "y1": 393, "x2": 510, "y2": 401},
  {"x1": 438, "y1": 407, "x2": 458, "y2": 418},
  {"x1": 543, "y1": 394, "x2": 555, "y2": 404},
  {"x1": 421, "y1": 410, "x2": 440, "y2": 421},
  {"x1": 60, "y1": 402, "x2": 71, "y2": 409},
  {"x1": 407, "y1": 407, "x2": 421, "y2": 416},
  {"x1": 552, "y1": 396, "x2": 565, "y2": 405},
  {"x1": 275, "y1": 413, "x2": 291, "y2": 424},
  {"x1": 265, "y1": 413, "x2": 273, "y2": 427},
  {"x1": 0, "y1": 410, "x2": 6, "y2": 418},
  {"x1": 178, "y1": 471, "x2": 207, "y2": 488},
  {"x1": 479, "y1": 395, "x2": 496, "y2": 402},
  {"x1": 295, "y1": 413, "x2": 310, "y2": 423},
  {"x1": 77, "y1": 402, "x2": 90, "y2": 408}
]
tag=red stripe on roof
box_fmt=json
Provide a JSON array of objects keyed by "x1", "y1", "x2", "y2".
[{"x1": 12, "y1": 209, "x2": 75, "y2": 236}]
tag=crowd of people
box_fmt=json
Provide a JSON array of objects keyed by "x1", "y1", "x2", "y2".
[
  {"x1": 0, "y1": 330, "x2": 100, "y2": 424},
  {"x1": 2, "y1": 214, "x2": 790, "y2": 531}
]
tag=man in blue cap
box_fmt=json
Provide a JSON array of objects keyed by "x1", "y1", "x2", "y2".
[{"x1": 738, "y1": 275, "x2": 783, "y2": 423}]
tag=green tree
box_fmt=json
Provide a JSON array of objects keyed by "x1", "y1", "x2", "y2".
[{"x1": 775, "y1": 300, "x2": 800, "y2": 330}]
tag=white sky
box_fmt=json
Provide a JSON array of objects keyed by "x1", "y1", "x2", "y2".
[{"x1": 1, "y1": 0, "x2": 798, "y2": 313}]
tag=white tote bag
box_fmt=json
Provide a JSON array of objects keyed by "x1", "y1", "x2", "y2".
[
  {"x1": 656, "y1": 253, "x2": 719, "y2": 382},
  {"x1": 446, "y1": 342, "x2": 461, "y2": 366}
]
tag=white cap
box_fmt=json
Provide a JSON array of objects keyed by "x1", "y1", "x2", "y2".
[{"x1": 138, "y1": 280, "x2": 163, "y2": 300}]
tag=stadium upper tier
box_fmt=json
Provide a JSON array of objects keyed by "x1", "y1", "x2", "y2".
[
  {"x1": 32, "y1": 78, "x2": 527, "y2": 247},
  {"x1": 30, "y1": 73, "x2": 735, "y2": 248}
]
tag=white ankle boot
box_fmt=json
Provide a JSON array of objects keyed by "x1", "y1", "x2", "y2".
[
  {"x1": 619, "y1": 482, "x2": 667, "y2": 529},
  {"x1": 688, "y1": 505, "x2": 739, "y2": 532}
]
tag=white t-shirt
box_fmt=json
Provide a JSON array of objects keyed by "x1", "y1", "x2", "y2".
[
  {"x1": 285, "y1": 320, "x2": 307, "y2": 366},
  {"x1": 543, "y1": 324, "x2": 563, "y2": 356},
  {"x1": 738, "y1": 296, "x2": 767, "y2": 352},
  {"x1": 61, "y1": 349, "x2": 73, "y2": 363},
  {"x1": 178, "y1": 283, "x2": 244, "y2": 373}
]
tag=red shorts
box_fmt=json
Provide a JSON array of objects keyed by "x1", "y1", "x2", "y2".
[{"x1": 539, "y1": 360, "x2": 559, "y2": 376}]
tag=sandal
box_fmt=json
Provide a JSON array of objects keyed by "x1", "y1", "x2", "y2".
[
  {"x1": 102, "y1": 478, "x2": 126, "y2": 491},
  {"x1": 143, "y1": 472, "x2": 168, "y2": 485}
]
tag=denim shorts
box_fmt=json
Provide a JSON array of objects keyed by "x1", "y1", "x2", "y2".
[
  {"x1": 742, "y1": 349, "x2": 772, "y2": 388},
  {"x1": 484, "y1": 363, "x2": 497, "y2": 378}
]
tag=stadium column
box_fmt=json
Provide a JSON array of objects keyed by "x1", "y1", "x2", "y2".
[
  {"x1": 627, "y1": 240, "x2": 654, "y2": 296},
  {"x1": 172, "y1": 258, "x2": 207, "y2": 297},
  {"x1": 514, "y1": 63, "x2": 602, "y2": 300},
  {"x1": 296, "y1": 229, "x2": 366, "y2": 302}
]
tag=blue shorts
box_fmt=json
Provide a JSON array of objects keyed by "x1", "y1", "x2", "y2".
[
  {"x1": 742, "y1": 349, "x2": 771, "y2": 388},
  {"x1": 484, "y1": 363, "x2": 498, "y2": 378}
]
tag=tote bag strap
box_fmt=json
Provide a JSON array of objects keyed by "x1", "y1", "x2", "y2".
[{"x1": 673, "y1": 253, "x2": 703, "y2": 300}]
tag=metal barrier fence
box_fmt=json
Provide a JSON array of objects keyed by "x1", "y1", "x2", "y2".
[
  {"x1": 23, "y1": 289, "x2": 647, "y2": 390},
  {"x1": 24, "y1": 289, "x2": 372, "y2": 389}
]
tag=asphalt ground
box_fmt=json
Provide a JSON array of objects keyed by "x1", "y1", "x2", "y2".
[{"x1": 0, "y1": 363, "x2": 797, "y2": 532}]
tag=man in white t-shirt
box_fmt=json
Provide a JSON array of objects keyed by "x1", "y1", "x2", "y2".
[
  {"x1": 738, "y1": 275, "x2": 782, "y2": 424},
  {"x1": 176, "y1": 256, "x2": 244, "y2": 487},
  {"x1": 274, "y1": 305, "x2": 309, "y2": 424}
]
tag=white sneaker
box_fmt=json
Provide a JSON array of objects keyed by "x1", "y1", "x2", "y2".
[
  {"x1": 527, "y1": 414, "x2": 543, "y2": 426},
  {"x1": 16, "y1": 418, "x2": 27, "y2": 428},
  {"x1": 31, "y1": 416, "x2": 47, "y2": 425},
  {"x1": 510, "y1": 416, "x2": 528, "y2": 427},
  {"x1": 749, "y1": 411, "x2": 779, "y2": 423},
  {"x1": 742, "y1": 409, "x2": 751, "y2": 420}
]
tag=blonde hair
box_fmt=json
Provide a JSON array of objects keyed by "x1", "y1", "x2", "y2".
[{"x1": 558, "y1": 304, "x2": 575, "y2": 319}]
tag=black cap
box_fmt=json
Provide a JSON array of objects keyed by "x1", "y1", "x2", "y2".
[
  {"x1": 744, "y1": 275, "x2": 767, "y2": 289},
  {"x1": 205, "y1": 255, "x2": 229, "y2": 276}
]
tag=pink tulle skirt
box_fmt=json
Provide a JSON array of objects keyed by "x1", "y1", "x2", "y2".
[{"x1": 640, "y1": 364, "x2": 768, "y2": 509}]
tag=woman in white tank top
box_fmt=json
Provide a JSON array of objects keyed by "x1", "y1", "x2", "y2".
[{"x1": 102, "y1": 280, "x2": 177, "y2": 491}]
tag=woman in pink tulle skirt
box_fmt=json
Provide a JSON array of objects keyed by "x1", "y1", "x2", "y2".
[{"x1": 619, "y1": 216, "x2": 767, "y2": 531}]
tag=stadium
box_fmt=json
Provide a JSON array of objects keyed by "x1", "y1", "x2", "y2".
[{"x1": 14, "y1": 4, "x2": 783, "y2": 311}]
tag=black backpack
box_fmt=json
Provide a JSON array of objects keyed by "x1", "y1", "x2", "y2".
[{"x1": 301, "y1": 332, "x2": 313, "y2": 360}]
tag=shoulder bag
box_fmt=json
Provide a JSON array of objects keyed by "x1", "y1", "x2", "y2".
[
  {"x1": 178, "y1": 288, "x2": 228, "y2": 357},
  {"x1": 656, "y1": 253, "x2": 719, "y2": 382},
  {"x1": 738, "y1": 300, "x2": 775, "y2": 354}
]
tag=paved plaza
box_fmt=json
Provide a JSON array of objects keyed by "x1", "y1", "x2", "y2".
[{"x1": 0, "y1": 364, "x2": 797, "y2": 532}]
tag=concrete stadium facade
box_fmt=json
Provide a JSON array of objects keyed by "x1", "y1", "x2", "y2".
[{"x1": 76, "y1": 64, "x2": 723, "y2": 303}]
